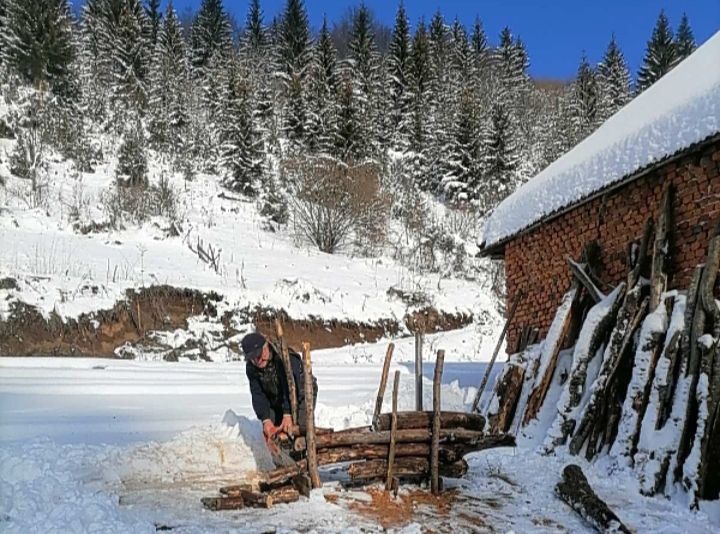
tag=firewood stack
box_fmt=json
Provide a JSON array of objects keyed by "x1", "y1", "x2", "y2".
[
  {"x1": 486, "y1": 186, "x2": 720, "y2": 508},
  {"x1": 202, "y1": 341, "x2": 515, "y2": 511}
]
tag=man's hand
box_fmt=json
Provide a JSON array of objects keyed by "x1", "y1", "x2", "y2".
[
  {"x1": 278, "y1": 414, "x2": 294, "y2": 436},
  {"x1": 262, "y1": 419, "x2": 279, "y2": 452}
]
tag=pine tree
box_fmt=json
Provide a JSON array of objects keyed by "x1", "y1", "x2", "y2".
[
  {"x1": 496, "y1": 27, "x2": 530, "y2": 100},
  {"x1": 570, "y1": 53, "x2": 599, "y2": 140},
  {"x1": 470, "y1": 16, "x2": 487, "y2": 60},
  {"x1": 117, "y1": 118, "x2": 148, "y2": 187},
  {"x1": 1, "y1": 0, "x2": 75, "y2": 95},
  {"x1": 335, "y1": 72, "x2": 360, "y2": 160},
  {"x1": 346, "y1": 3, "x2": 382, "y2": 160},
  {"x1": 148, "y1": 2, "x2": 189, "y2": 155},
  {"x1": 426, "y1": 10, "x2": 451, "y2": 192},
  {"x1": 674, "y1": 13, "x2": 696, "y2": 63},
  {"x1": 636, "y1": 10, "x2": 676, "y2": 92},
  {"x1": 307, "y1": 16, "x2": 338, "y2": 154},
  {"x1": 442, "y1": 89, "x2": 481, "y2": 203},
  {"x1": 144, "y1": 0, "x2": 162, "y2": 47},
  {"x1": 243, "y1": 0, "x2": 266, "y2": 54},
  {"x1": 387, "y1": 1, "x2": 411, "y2": 150},
  {"x1": 597, "y1": 36, "x2": 630, "y2": 121},
  {"x1": 219, "y1": 62, "x2": 265, "y2": 196},
  {"x1": 408, "y1": 19, "x2": 431, "y2": 188},
  {"x1": 482, "y1": 101, "x2": 518, "y2": 211},
  {"x1": 190, "y1": 0, "x2": 232, "y2": 78}
]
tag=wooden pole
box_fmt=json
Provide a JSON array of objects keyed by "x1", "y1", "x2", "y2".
[
  {"x1": 275, "y1": 319, "x2": 299, "y2": 425},
  {"x1": 386, "y1": 370, "x2": 400, "y2": 490},
  {"x1": 372, "y1": 343, "x2": 395, "y2": 430},
  {"x1": 302, "y1": 342, "x2": 321, "y2": 489},
  {"x1": 431, "y1": 349, "x2": 445, "y2": 494},
  {"x1": 415, "y1": 331, "x2": 423, "y2": 411},
  {"x1": 471, "y1": 290, "x2": 523, "y2": 413}
]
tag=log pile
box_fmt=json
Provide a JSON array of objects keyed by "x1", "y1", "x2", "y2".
[
  {"x1": 487, "y1": 187, "x2": 720, "y2": 507},
  {"x1": 202, "y1": 342, "x2": 515, "y2": 511}
]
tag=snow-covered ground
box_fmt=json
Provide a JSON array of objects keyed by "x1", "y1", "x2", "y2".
[{"x1": 2, "y1": 329, "x2": 718, "y2": 533}]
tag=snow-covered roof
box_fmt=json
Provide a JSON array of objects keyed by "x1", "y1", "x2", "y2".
[{"x1": 481, "y1": 30, "x2": 720, "y2": 252}]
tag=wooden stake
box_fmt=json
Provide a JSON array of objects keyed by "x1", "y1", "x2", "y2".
[
  {"x1": 649, "y1": 187, "x2": 672, "y2": 310},
  {"x1": 302, "y1": 342, "x2": 321, "y2": 489},
  {"x1": 386, "y1": 370, "x2": 400, "y2": 490},
  {"x1": 276, "y1": 319, "x2": 298, "y2": 425},
  {"x1": 472, "y1": 290, "x2": 523, "y2": 413},
  {"x1": 415, "y1": 331, "x2": 423, "y2": 411},
  {"x1": 431, "y1": 349, "x2": 445, "y2": 494},
  {"x1": 372, "y1": 343, "x2": 395, "y2": 430}
]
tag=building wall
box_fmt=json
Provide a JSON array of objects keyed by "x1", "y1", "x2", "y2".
[{"x1": 503, "y1": 140, "x2": 720, "y2": 354}]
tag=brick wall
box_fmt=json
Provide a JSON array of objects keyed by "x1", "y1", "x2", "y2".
[{"x1": 503, "y1": 140, "x2": 720, "y2": 354}]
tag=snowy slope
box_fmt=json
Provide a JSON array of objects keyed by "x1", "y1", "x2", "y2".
[{"x1": 482, "y1": 30, "x2": 720, "y2": 249}]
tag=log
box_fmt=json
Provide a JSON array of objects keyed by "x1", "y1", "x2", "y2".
[
  {"x1": 314, "y1": 442, "x2": 465, "y2": 465},
  {"x1": 627, "y1": 218, "x2": 653, "y2": 290},
  {"x1": 431, "y1": 349, "x2": 445, "y2": 494},
  {"x1": 555, "y1": 464, "x2": 631, "y2": 534},
  {"x1": 415, "y1": 332, "x2": 423, "y2": 411},
  {"x1": 523, "y1": 288, "x2": 580, "y2": 425},
  {"x1": 386, "y1": 370, "x2": 400, "y2": 490},
  {"x1": 267, "y1": 485, "x2": 300, "y2": 505},
  {"x1": 568, "y1": 258, "x2": 604, "y2": 303},
  {"x1": 238, "y1": 489, "x2": 273, "y2": 508},
  {"x1": 275, "y1": 319, "x2": 298, "y2": 425},
  {"x1": 374, "y1": 411, "x2": 485, "y2": 432},
  {"x1": 609, "y1": 296, "x2": 671, "y2": 465},
  {"x1": 545, "y1": 285, "x2": 624, "y2": 452},
  {"x1": 295, "y1": 429, "x2": 515, "y2": 450},
  {"x1": 258, "y1": 464, "x2": 302, "y2": 487},
  {"x1": 649, "y1": 187, "x2": 672, "y2": 311},
  {"x1": 201, "y1": 496, "x2": 245, "y2": 511},
  {"x1": 219, "y1": 483, "x2": 255, "y2": 496},
  {"x1": 348, "y1": 457, "x2": 469, "y2": 481},
  {"x1": 488, "y1": 361, "x2": 525, "y2": 433},
  {"x1": 699, "y1": 220, "x2": 720, "y2": 321},
  {"x1": 569, "y1": 285, "x2": 645, "y2": 458},
  {"x1": 372, "y1": 343, "x2": 395, "y2": 430},
  {"x1": 291, "y1": 473, "x2": 311, "y2": 498},
  {"x1": 302, "y1": 342, "x2": 321, "y2": 489},
  {"x1": 471, "y1": 290, "x2": 522, "y2": 413}
]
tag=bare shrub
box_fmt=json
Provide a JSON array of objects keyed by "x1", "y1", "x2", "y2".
[
  {"x1": 283, "y1": 156, "x2": 389, "y2": 254},
  {"x1": 101, "y1": 176, "x2": 179, "y2": 230},
  {"x1": 9, "y1": 124, "x2": 49, "y2": 208}
]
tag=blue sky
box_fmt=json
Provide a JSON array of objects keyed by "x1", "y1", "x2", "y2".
[{"x1": 171, "y1": 0, "x2": 719, "y2": 80}]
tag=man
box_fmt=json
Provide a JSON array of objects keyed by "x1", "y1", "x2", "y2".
[{"x1": 241, "y1": 332, "x2": 317, "y2": 452}]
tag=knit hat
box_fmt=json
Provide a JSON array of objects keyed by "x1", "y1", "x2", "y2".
[{"x1": 241, "y1": 332, "x2": 266, "y2": 361}]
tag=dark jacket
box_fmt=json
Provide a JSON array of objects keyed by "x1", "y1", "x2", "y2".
[{"x1": 246, "y1": 344, "x2": 308, "y2": 422}]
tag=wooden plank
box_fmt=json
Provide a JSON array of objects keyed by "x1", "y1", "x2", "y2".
[
  {"x1": 302, "y1": 342, "x2": 321, "y2": 489},
  {"x1": 431, "y1": 349, "x2": 445, "y2": 494},
  {"x1": 372, "y1": 343, "x2": 395, "y2": 430},
  {"x1": 386, "y1": 370, "x2": 400, "y2": 490},
  {"x1": 471, "y1": 290, "x2": 523, "y2": 413}
]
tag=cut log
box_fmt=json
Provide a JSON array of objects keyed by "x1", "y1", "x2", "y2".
[
  {"x1": 291, "y1": 473, "x2": 311, "y2": 498},
  {"x1": 275, "y1": 319, "x2": 298, "y2": 425},
  {"x1": 374, "y1": 411, "x2": 485, "y2": 432},
  {"x1": 201, "y1": 496, "x2": 245, "y2": 511},
  {"x1": 649, "y1": 188, "x2": 672, "y2": 311},
  {"x1": 348, "y1": 457, "x2": 469, "y2": 481},
  {"x1": 238, "y1": 489, "x2": 273, "y2": 508},
  {"x1": 569, "y1": 285, "x2": 645, "y2": 458},
  {"x1": 610, "y1": 296, "x2": 672, "y2": 466},
  {"x1": 372, "y1": 343, "x2": 395, "y2": 430},
  {"x1": 302, "y1": 343, "x2": 321, "y2": 489},
  {"x1": 544, "y1": 285, "x2": 625, "y2": 452},
  {"x1": 386, "y1": 370, "x2": 400, "y2": 491},
  {"x1": 471, "y1": 290, "x2": 522, "y2": 413},
  {"x1": 267, "y1": 486, "x2": 300, "y2": 505},
  {"x1": 523, "y1": 288, "x2": 579, "y2": 425},
  {"x1": 555, "y1": 464, "x2": 631, "y2": 534},
  {"x1": 314, "y1": 442, "x2": 463, "y2": 465},
  {"x1": 219, "y1": 483, "x2": 255, "y2": 496},
  {"x1": 568, "y1": 258, "x2": 604, "y2": 303},
  {"x1": 295, "y1": 429, "x2": 515, "y2": 450}
]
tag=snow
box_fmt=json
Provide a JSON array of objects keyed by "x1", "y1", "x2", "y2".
[
  {"x1": 2, "y1": 345, "x2": 718, "y2": 533},
  {"x1": 481, "y1": 31, "x2": 720, "y2": 249}
]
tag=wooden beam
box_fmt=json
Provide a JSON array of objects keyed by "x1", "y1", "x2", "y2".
[
  {"x1": 374, "y1": 411, "x2": 485, "y2": 432},
  {"x1": 568, "y1": 258, "x2": 604, "y2": 303},
  {"x1": 275, "y1": 319, "x2": 298, "y2": 425},
  {"x1": 372, "y1": 343, "x2": 395, "y2": 430},
  {"x1": 386, "y1": 370, "x2": 400, "y2": 490},
  {"x1": 302, "y1": 342, "x2": 321, "y2": 489},
  {"x1": 415, "y1": 332, "x2": 423, "y2": 411},
  {"x1": 431, "y1": 350, "x2": 445, "y2": 494}
]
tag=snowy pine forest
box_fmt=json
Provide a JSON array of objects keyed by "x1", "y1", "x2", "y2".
[{"x1": 0, "y1": 0, "x2": 699, "y2": 262}]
